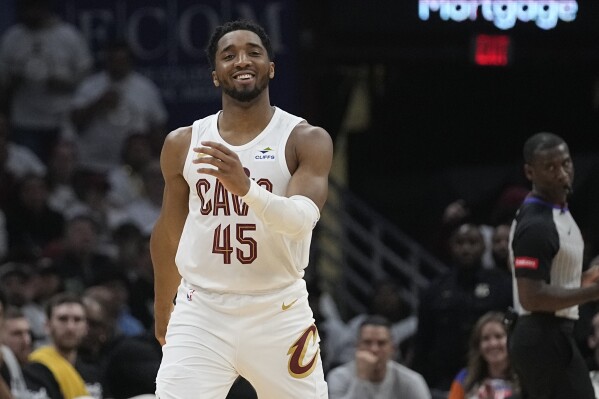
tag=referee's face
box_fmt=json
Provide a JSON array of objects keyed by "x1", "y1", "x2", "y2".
[{"x1": 526, "y1": 143, "x2": 573, "y2": 205}]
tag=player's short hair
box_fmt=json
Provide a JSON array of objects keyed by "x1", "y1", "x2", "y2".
[
  {"x1": 523, "y1": 132, "x2": 567, "y2": 164},
  {"x1": 205, "y1": 19, "x2": 273, "y2": 70}
]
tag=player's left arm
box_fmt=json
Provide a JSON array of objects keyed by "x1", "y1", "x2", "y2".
[
  {"x1": 240, "y1": 122, "x2": 332, "y2": 238},
  {"x1": 285, "y1": 121, "x2": 333, "y2": 211},
  {"x1": 193, "y1": 122, "x2": 333, "y2": 239}
]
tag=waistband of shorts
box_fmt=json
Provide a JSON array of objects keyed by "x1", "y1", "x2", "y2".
[
  {"x1": 181, "y1": 278, "x2": 306, "y2": 297},
  {"x1": 518, "y1": 313, "x2": 575, "y2": 333}
]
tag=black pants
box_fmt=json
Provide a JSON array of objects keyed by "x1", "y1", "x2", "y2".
[{"x1": 508, "y1": 313, "x2": 594, "y2": 399}]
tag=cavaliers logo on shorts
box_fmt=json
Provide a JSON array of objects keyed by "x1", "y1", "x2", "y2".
[{"x1": 287, "y1": 324, "x2": 320, "y2": 379}]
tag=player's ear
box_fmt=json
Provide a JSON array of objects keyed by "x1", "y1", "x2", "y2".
[
  {"x1": 212, "y1": 71, "x2": 220, "y2": 87},
  {"x1": 269, "y1": 62, "x2": 275, "y2": 79}
]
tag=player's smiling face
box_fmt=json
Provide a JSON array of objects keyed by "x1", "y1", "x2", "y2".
[{"x1": 212, "y1": 30, "x2": 274, "y2": 103}]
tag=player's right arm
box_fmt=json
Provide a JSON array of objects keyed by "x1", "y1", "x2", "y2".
[{"x1": 150, "y1": 126, "x2": 191, "y2": 346}]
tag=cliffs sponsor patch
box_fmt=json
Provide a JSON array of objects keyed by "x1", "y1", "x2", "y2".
[
  {"x1": 255, "y1": 147, "x2": 275, "y2": 162},
  {"x1": 514, "y1": 256, "x2": 539, "y2": 270}
]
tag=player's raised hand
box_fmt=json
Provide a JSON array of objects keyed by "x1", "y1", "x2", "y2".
[{"x1": 193, "y1": 141, "x2": 251, "y2": 197}]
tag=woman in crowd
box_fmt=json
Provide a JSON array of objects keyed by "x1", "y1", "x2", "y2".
[{"x1": 447, "y1": 311, "x2": 519, "y2": 399}]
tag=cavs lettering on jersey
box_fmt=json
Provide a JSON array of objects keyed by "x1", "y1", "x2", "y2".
[
  {"x1": 509, "y1": 196, "x2": 584, "y2": 320},
  {"x1": 175, "y1": 107, "x2": 311, "y2": 293}
]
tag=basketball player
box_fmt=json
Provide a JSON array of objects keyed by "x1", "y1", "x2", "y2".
[
  {"x1": 151, "y1": 20, "x2": 332, "y2": 398},
  {"x1": 508, "y1": 132, "x2": 599, "y2": 398}
]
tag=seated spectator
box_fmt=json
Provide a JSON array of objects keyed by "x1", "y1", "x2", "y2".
[
  {"x1": 84, "y1": 284, "x2": 144, "y2": 338},
  {"x1": 0, "y1": 0, "x2": 93, "y2": 163},
  {"x1": 1, "y1": 307, "x2": 32, "y2": 367},
  {"x1": 79, "y1": 293, "x2": 160, "y2": 399},
  {"x1": 0, "y1": 112, "x2": 46, "y2": 180},
  {"x1": 25, "y1": 292, "x2": 101, "y2": 399},
  {"x1": 447, "y1": 311, "x2": 520, "y2": 399},
  {"x1": 0, "y1": 262, "x2": 48, "y2": 348},
  {"x1": 327, "y1": 315, "x2": 431, "y2": 399},
  {"x1": 46, "y1": 139, "x2": 80, "y2": 215},
  {"x1": 111, "y1": 160, "x2": 162, "y2": 236},
  {"x1": 70, "y1": 40, "x2": 166, "y2": 174},
  {"x1": 0, "y1": 289, "x2": 28, "y2": 399},
  {"x1": 47, "y1": 215, "x2": 119, "y2": 294},
  {"x1": 587, "y1": 306, "x2": 599, "y2": 396},
  {"x1": 490, "y1": 224, "x2": 511, "y2": 273},
  {"x1": 107, "y1": 133, "x2": 154, "y2": 209},
  {"x1": 124, "y1": 234, "x2": 154, "y2": 331},
  {"x1": 413, "y1": 223, "x2": 513, "y2": 394},
  {"x1": 5, "y1": 174, "x2": 65, "y2": 261},
  {"x1": 321, "y1": 279, "x2": 417, "y2": 372}
]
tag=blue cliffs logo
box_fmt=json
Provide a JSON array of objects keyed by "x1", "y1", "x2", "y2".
[{"x1": 254, "y1": 147, "x2": 275, "y2": 162}]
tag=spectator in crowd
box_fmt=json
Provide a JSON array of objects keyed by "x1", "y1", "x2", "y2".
[
  {"x1": 48, "y1": 214, "x2": 118, "y2": 295},
  {"x1": 490, "y1": 224, "x2": 511, "y2": 273},
  {"x1": 123, "y1": 234, "x2": 154, "y2": 331},
  {"x1": 327, "y1": 315, "x2": 431, "y2": 398},
  {"x1": 107, "y1": 133, "x2": 155, "y2": 209},
  {"x1": 0, "y1": 262, "x2": 48, "y2": 348},
  {"x1": 0, "y1": 122, "x2": 17, "y2": 213},
  {"x1": 0, "y1": 290, "x2": 28, "y2": 399},
  {"x1": 447, "y1": 311, "x2": 520, "y2": 399},
  {"x1": 31, "y1": 259, "x2": 64, "y2": 311},
  {"x1": 321, "y1": 279, "x2": 417, "y2": 372},
  {"x1": 4, "y1": 174, "x2": 65, "y2": 261},
  {"x1": 70, "y1": 39, "x2": 167, "y2": 174},
  {"x1": 46, "y1": 139, "x2": 80, "y2": 215},
  {"x1": 110, "y1": 222, "x2": 144, "y2": 272},
  {"x1": 84, "y1": 283, "x2": 144, "y2": 338},
  {"x1": 587, "y1": 307, "x2": 599, "y2": 396},
  {"x1": 0, "y1": 0, "x2": 92, "y2": 162},
  {"x1": 1, "y1": 307, "x2": 32, "y2": 368},
  {"x1": 413, "y1": 223, "x2": 512, "y2": 394},
  {"x1": 112, "y1": 160, "x2": 163, "y2": 236},
  {"x1": 64, "y1": 171, "x2": 118, "y2": 242},
  {"x1": 0, "y1": 112, "x2": 46, "y2": 180},
  {"x1": 79, "y1": 293, "x2": 161, "y2": 399},
  {"x1": 25, "y1": 292, "x2": 102, "y2": 399}
]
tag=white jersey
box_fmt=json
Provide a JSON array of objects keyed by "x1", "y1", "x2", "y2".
[{"x1": 175, "y1": 107, "x2": 312, "y2": 293}]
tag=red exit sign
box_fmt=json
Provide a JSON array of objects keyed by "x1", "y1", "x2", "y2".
[{"x1": 474, "y1": 34, "x2": 510, "y2": 66}]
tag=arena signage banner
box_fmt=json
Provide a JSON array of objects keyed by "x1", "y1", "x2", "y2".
[
  {"x1": 59, "y1": 0, "x2": 299, "y2": 129},
  {"x1": 418, "y1": 0, "x2": 578, "y2": 30}
]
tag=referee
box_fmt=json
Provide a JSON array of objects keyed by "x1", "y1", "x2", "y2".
[{"x1": 508, "y1": 132, "x2": 599, "y2": 398}]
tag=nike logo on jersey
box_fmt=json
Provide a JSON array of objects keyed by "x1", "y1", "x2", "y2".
[{"x1": 282, "y1": 299, "x2": 298, "y2": 311}]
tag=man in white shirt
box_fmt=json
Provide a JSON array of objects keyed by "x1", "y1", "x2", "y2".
[{"x1": 327, "y1": 315, "x2": 431, "y2": 399}]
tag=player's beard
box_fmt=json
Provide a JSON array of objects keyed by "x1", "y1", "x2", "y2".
[{"x1": 222, "y1": 78, "x2": 269, "y2": 102}]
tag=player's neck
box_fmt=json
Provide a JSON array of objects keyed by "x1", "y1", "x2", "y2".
[{"x1": 218, "y1": 97, "x2": 275, "y2": 143}]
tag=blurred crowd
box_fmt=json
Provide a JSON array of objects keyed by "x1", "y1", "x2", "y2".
[{"x1": 0, "y1": 1, "x2": 167, "y2": 398}]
